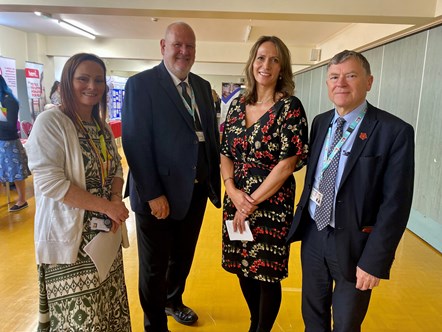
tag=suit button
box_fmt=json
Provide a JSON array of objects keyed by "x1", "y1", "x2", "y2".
[
  {"x1": 337, "y1": 200, "x2": 342, "y2": 203},
  {"x1": 193, "y1": 166, "x2": 197, "y2": 170},
  {"x1": 194, "y1": 140, "x2": 198, "y2": 144}
]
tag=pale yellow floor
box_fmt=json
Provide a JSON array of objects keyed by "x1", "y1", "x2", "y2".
[{"x1": 1, "y1": 154, "x2": 441, "y2": 331}]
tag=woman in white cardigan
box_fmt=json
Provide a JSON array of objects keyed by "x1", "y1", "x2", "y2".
[{"x1": 26, "y1": 53, "x2": 131, "y2": 331}]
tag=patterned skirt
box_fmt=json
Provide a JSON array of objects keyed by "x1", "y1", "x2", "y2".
[
  {"x1": 0, "y1": 139, "x2": 31, "y2": 183},
  {"x1": 37, "y1": 229, "x2": 131, "y2": 332}
]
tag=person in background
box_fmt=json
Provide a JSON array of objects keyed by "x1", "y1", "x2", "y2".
[
  {"x1": 0, "y1": 75, "x2": 31, "y2": 212},
  {"x1": 26, "y1": 53, "x2": 131, "y2": 331},
  {"x1": 122, "y1": 22, "x2": 221, "y2": 332},
  {"x1": 49, "y1": 80, "x2": 61, "y2": 105},
  {"x1": 211, "y1": 88, "x2": 221, "y2": 114},
  {"x1": 287, "y1": 50, "x2": 415, "y2": 331},
  {"x1": 220, "y1": 35, "x2": 308, "y2": 332}
]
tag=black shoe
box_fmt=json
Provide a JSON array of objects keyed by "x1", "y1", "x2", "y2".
[
  {"x1": 9, "y1": 201, "x2": 28, "y2": 212},
  {"x1": 165, "y1": 304, "x2": 198, "y2": 325}
]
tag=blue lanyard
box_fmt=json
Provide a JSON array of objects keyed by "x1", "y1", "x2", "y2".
[{"x1": 320, "y1": 108, "x2": 366, "y2": 178}]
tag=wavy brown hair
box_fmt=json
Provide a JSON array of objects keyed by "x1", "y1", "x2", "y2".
[
  {"x1": 243, "y1": 36, "x2": 294, "y2": 104},
  {"x1": 59, "y1": 53, "x2": 107, "y2": 131}
]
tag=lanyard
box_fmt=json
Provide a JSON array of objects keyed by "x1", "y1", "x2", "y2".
[
  {"x1": 180, "y1": 85, "x2": 197, "y2": 118},
  {"x1": 320, "y1": 108, "x2": 366, "y2": 178},
  {"x1": 76, "y1": 115, "x2": 111, "y2": 188},
  {"x1": 0, "y1": 101, "x2": 6, "y2": 117}
]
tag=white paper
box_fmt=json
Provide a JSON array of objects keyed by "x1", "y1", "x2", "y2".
[
  {"x1": 225, "y1": 220, "x2": 254, "y2": 241},
  {"x1": 121, "y1": 222, "x2": 130, "y2": 248},
  {"x1": 84, "y1": 227, "x2": 122, "y2": 282}
]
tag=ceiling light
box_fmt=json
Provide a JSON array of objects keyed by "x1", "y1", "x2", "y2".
[
  {"x1": 57, "y1": 20, "x2": 96, "y2": 40},
  {"x1": 34, "y1": 11, "x2": 56, "y2": 21},
  {"x1": 244, "y1": 25, "x2": 252, "y2": 42},
  {"x1": 34, "y1": 11, "x2": 96, "y2": 40}
]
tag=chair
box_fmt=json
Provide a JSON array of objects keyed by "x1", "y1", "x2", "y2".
[{"x1": 21, "y1": 121, "x2": 33, "y2": 138}]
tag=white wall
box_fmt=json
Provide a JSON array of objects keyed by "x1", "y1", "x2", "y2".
[
  {"x1": 0, "y1": 22, "x2": 431, "y2": 99},
  {"x1": 0, "y1": 26, "x2": 28, "y2": 66}
]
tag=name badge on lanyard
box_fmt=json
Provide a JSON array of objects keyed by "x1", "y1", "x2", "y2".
[
  {"x1": 180, "y1": 86, "x2": 206, "y2": 142},
  {"x1": 310, "y1": 187, "x2": 323, "y2": 207},
  {"x1": 196, "y1": 130, "x2": 205, "y2": 142},
  {"x1": 310, "y1": 107, "x2": 367, "y2": 207}
]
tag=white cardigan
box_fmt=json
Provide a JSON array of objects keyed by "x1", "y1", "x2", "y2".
[{"x1": 26, "y1": 107, "x2": 123, "y2": 264}]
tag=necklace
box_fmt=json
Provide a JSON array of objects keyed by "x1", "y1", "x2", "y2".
[{"x1": 256, "y1": 96, "x2": 274, "y2": 104}]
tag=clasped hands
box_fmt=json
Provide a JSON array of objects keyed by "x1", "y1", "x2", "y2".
[
  {"x1": 230, "y1": 189, "x2": 257, "y2": 233},
  {"x1": 106, "y1": 198, "x2": 130, "y2": 233}
]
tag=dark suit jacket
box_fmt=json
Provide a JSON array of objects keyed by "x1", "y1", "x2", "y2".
[
  {"x1": 122, "y1": 61, "x2": 221, "y2": 220},
  {"x1": 287, "y1": 102, "x2": 414, "y2": 282}
]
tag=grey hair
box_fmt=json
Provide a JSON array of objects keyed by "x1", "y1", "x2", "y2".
[{"x1": 327, "y1": 50, "x2": 371, "y2": 75}]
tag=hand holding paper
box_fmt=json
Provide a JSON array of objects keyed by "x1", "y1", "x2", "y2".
[{"x1": 225, "y1": 220, "x2": 254, "y2": 241}]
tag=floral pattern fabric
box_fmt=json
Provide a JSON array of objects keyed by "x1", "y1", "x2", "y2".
[{"x1": 221, "y1": 96, "x2": 308, "y2": 282}]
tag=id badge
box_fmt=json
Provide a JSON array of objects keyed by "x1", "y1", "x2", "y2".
[
  {"x1": 196, "y1": 131, "x2": 205, "y2": 142},
  {"x1": 90, "y1": 217, "x2": 112, "y2": 232},
  {"x1": 310, "y1": 187, "x2": 323, "y2": 207}
]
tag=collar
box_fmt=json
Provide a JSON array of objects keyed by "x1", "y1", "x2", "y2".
[
  {"x1": 164, "y1": 65, "x2": 189, "y2": 87},
  {"x1": 333, "y1": 101, "x2": 367, "y2": 124}
]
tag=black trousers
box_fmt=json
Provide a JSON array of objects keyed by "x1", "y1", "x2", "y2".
[
  {"x1": 301, "y1": 217, "x2": 372, "y2": 332},
  {"x1": 135, "y1": 183, "x2": 208, "y2": 332}
]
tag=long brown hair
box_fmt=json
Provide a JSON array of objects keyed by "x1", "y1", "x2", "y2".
[
  {"x1": 59, "y1": 53, "x2": 108, "y2": 131},
  {"x1": 243, "y1": 36, "x2": 295, "y2": 104}
]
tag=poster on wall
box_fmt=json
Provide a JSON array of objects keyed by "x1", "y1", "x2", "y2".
[
  {"x1": 219, "y1": 82, "x2": 243, "y2": 132},
  {"x1": 106, "y1": 76, "x2": 127, "y2": 120},
  {"x1": 25, "y1": 61, "x2": 45, "y2": 120},
  {"x1": 0, "y1": 56, "x2": 18, "y2": 98}
]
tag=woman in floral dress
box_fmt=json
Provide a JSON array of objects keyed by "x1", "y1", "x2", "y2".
[
  {"x1": 221, "y1": 36, "x2": 308, "y2": 332},
  {"x1": 26, "y1": 53, "x2": 131, "y2": 331}
]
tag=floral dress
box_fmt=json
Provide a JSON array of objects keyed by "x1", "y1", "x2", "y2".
[{"x1": 221, "y1": 96, "x2": 308, "y2": 282}]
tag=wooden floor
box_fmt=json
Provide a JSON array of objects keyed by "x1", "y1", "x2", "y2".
[{"x1": 1, "y1": 151, "x2": 441, "y2": 331}]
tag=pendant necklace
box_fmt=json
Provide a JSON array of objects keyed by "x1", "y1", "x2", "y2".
[{"x1": 256, "y1": 96, "x2": 274, "y2": 104}]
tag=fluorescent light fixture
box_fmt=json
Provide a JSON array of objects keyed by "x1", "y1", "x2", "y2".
[
  {"x1": 34, "y1": 11, "x2": 56, "y2": 21},
  {"x1": 34, "y1": 11, "x2": 96, "y2": 40},
  {"x1": 244, "y1": 25, "x2": 252, "y2": 42},
  {"x1": 57, "y1": 20, "x2": 96, "y2": 40}
]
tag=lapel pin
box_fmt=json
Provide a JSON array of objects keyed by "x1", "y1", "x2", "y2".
[{"x1": 359, "y1": 132, "x2": 368, "y2": 140}]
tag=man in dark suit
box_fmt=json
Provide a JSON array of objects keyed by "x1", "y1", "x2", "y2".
[
  {"x1": 122, "y1": 22, "x2": 221, "y2": 332},
  {"x1": 287, "y1": 50, "x2": 414, "y2": 332}
]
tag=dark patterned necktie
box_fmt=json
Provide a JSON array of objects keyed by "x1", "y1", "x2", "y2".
[
  {"x1": 180, "y1": 81, "x2": 202, "y2": 131},
  {"x1": 314, "y1": 117, "x2": 346, "y2": 231},
  {"x1": 180, "y1": 81, "x2": 192, "y2": 108}
]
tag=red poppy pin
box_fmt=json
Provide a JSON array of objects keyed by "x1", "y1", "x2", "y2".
[{"x1": 359, "y1": 132, "x2": 368, "y2": 140}]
